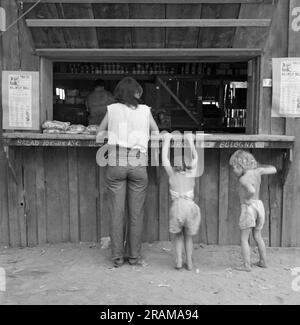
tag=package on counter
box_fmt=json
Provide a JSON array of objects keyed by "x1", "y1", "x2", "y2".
[
  {"x1": 43, "y1": 128, "x2": 66, "y2": 134},
  {"x1": 86, "y1": 125, "x2": 99, "y2": 134},
  {"x1": 65, "y1": 124, "x2": 86, "y2": 134},
  {"x1": 42, "y1": 120, "x2": 70, "y2": 130}
]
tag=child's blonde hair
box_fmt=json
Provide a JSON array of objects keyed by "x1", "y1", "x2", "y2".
[{"x1": 229, "y1": 150, "x2": 257, "y2": 171}]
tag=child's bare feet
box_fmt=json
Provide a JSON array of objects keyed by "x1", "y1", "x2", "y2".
[
  {"x1": 185, "y1": 259, "x2": 193, "y2": 271},
  {"x1": 235, "y1": 265, "x2": 251, "y2": 272},
  {"x1": 253, "y1": 261, "x2": 267, "y2": 268},
  {"x1": 175, "y1": 258, "x2": 183, "y2": 270},
  {"x1": 175, "y1": 265, "x2": 183, "y2": 270}
]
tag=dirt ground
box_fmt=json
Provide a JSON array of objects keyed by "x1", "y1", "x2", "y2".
[{"x1": 0, "y1": 241, "x2": 300, "y2": 305}]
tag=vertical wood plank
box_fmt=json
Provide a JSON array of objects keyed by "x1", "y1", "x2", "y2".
[
  {"x1": 18, "y1": 3, "x2": 39, "y2": 71},
  {"x1": 218, "y1": 150, "x2": 230, "y2": 245},
  {"x1": 282, "y1": 0, "x2": 300, "y2": 247},
  {"x1": 16, "y1": 148, "x2": 27, "y2": 247},
  {"x1": 193, "y1": 175, "x2": 201, "y2": 244},
  {"x1": 261, "y1": 0, "x2": 289, "y2": 135},
  {"x1": 0, "y1": 0, "x2": 28, "y2": 246},
  {"x1": 23, "y1": 147, "x2": 38, "y2": 246},
  {"x1": 246, "y1": 58, "x2": 261, "y2": 135},
  {"x1": 283, "y1": 120, "x2": 300, "y2": 247},
  {"x1": 227, "y1": 150, "x2": 241, "y2": 245},
  {"x1": 40, "y1": 58, "x2": 53, "y2": 123},
  {"x1": 158, "y1": 167, "x2": 169, "y2": 241},
  {"x1": 68, "y1": 148, "x2": 79, "y2": 242},
  {"x1": 143, "y1": 166, "x2": 159, "y2": 243},
  {"x1": 44, "y1": 147, "x2": 61, "y2": 243},
  {"x1": 268, "y1": 150, "x2": 283, "y2": 247},
  {"x1": 7, "y1": 148, "x2": 22, "y2": 246},
  {"x1": 198, "y1": 150, "x2": 219, "y2": 245},
  {"x1": 44, "y1": 148, "x2": 69, "y2": 243},
  {"x1": 60, "y1": 148, "x2": 71, "y2": 242},
  {"x1": 35, "y1": 147, "x2": 47, "y2": 245},
  {"x1": 78, "y1": 148, "x2": 97, "y2": 242},
  {"x1": 246, "y1": 60, "x2": 255, "y2": 134},
  {"x1": 1, "y1": 0, "x2": 20, "y2": 70},
  {"x1": 0, "y1": 155, "x2": 9, "y2": 245},
  {"x1": 0, "y1": 20, "x2": 10, "y2": 246}
]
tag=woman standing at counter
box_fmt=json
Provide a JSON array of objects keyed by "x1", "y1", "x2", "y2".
[{"x1": 97, "y1": 77, "x2": 159, "y2": 267}]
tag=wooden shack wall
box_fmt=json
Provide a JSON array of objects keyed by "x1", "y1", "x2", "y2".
[
  {"x1": 0, "y1": 146, "x2": 284, "y2": 247},
  {"x1": 281, "y1": 0, "x2": 300, "y2": 247},
  {"x1": 0, "y1": 0, "x2": 39, "y2": 246},
  {"x1": 0, "y1": 0, "x2": 298, "y2": 247}
]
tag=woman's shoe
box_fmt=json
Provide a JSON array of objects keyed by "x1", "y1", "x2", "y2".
[
  {"x1": 128, "y1": 257, "x2": 144, "y2": 266},
  {"x1": 113, "y1": 258, "x2": 124, "y2": 268}
]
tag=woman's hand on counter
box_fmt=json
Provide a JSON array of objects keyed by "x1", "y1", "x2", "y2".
[{"x1": 96, "y1": 131, "x2": 108, "y2": 143}]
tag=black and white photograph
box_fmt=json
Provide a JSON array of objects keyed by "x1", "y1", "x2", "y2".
[{"x1": 0, "y1": 0, "x2": 300, "y2": 309}]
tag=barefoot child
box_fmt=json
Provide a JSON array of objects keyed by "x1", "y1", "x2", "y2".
[
  {"x1": 162, "y1": 132, "x2": 201, "y2": 271},
  {"x1": 229, "y1": 150, "x2": 277, "y2": 272}
]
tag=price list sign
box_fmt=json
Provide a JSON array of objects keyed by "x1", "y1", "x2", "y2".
[
  {"x1": 2, "y1": 71, "x2": 39, "y2": 130},
  {"x1": 272, "y1": 58, "x2": 300, "y2": 117}
]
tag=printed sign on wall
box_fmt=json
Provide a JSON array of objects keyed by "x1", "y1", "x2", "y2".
[
  {"x1": 272, "y1": 1, "x2": 300, "y2": 117},
  {"x1": 2, "y1": 71, "x2": 40, "y2": 130},
  {"x1": 272, "y1": 58, "x2": 300, "y2": 117}
]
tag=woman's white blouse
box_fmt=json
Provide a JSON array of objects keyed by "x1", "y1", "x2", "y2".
[{"x1": 107, "y1": 103, "x2": 151, "y2": 153}]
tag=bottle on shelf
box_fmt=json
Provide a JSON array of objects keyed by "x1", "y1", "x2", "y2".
[
  {"x1": 185, "y1": 63, "x2": 190, "y2": 75},
  {"x1": 197, "y1": 63, "x2": 202, "y2": 75},
  {"x1": 191, "y1": 63, "x2": 196, "y2": 75},
  {"x1": 180, "y1": 64, "x2": 185, "y2": 75}
]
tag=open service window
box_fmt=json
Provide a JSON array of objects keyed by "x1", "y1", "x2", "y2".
[{"x1": 46, "y1": 57, "x2": 260, "y2": 134}]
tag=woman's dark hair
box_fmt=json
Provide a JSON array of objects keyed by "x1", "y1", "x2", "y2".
[{"x1": 113, "y1": 77, "x2": 143, "y2": 108}]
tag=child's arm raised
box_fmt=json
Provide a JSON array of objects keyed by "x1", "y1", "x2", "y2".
[
  {"x1": 162, "y1": 132, "x2": 174, "y2": 177},
  {"x1": 184, "y1": 133, "x2": 198, "y2": 170},
  {"x1": 257, "y1": 164, "x2": 277, "y2": 175},
  {"x1": 149, "y1": 112, "x2": 160, "y2": 184}
]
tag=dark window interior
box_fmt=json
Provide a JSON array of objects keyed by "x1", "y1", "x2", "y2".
[{"x1": 53, "y1": 62, "x2": 248, "y2": 133}]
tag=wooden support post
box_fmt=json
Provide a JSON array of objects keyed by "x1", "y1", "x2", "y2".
[
  {"x1": 281, "y1": 148, "x2": 293, "y2": 185},
  {"x1": 157, "y1": 76, "x2": 199, "y2": 126}
]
